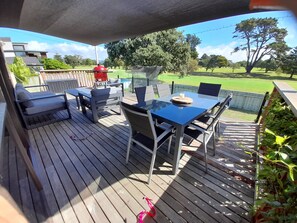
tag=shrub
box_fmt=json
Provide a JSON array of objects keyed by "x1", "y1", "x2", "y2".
[
  {"x1": 42, "y1": 58, "x2": 71, "y2": 69},
  {"x1": 254, "y1": 95, "x2": 297, "y2": 222},
  {"x1": 8, "y1": 57, "x2": 36, "y2": 83}
]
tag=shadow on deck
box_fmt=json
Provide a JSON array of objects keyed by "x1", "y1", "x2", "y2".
[{"x1": 2, "y1": 96, "x2": 258, "y2": 223}]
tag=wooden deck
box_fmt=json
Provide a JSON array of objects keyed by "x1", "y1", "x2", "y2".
[{"x1": 2, "y1": 95, "x2": 258, "y2": 223}]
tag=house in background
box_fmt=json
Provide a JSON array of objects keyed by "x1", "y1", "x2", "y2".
[{"x1": 0, "y1": 37, "x2": 47, "y2": 71}]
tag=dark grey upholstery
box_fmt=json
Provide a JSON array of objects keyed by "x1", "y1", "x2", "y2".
[
  {"x1": 14, "y1": 83, "x2": 71, "y2": 129},
  {"x1": 135, "y1": 85, "x2": 155, "y2": 104},
  {"x1": 185, "y1": 94, "x2": 232, "y2": 172},
  {"x1": 156, "y1": 84, "x2": 171, "y2": 98},
  {"x1": 198, "y1": 82, "x2": 221, "y2": 97},
  {"x1": 121, "y1": 101, "x2": 174, "y2": 184},
  {"x1": 194, "y1": 93, "x2": 233, "y2": 136},
  {"x1": 79, "y1": 87, "x2": 122, "y2": 123}
]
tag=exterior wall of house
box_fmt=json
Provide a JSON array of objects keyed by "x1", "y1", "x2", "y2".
[{"x1": 0, "y1": 37, "x2": 15, "y2": 57}]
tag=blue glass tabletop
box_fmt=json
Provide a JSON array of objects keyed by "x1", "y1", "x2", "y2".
[{"x1": 137, "y1": 92, "x2": 219, "y2": 126}]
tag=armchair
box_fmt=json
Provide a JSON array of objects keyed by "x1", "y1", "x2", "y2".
[
  {"x1": 79, "y1": 87, "x2": 122, "y2": 123},
  {"x1": 14, "y1": 83, "x2": 71, "y2": 129}
]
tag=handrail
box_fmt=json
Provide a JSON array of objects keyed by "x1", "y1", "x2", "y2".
[
  {"x1": 0, "y1": 102, "x2": 6, "y2": 148},
  {"x1": 0, "y1": 103, "x2": 7, "y2": 179},
  {"x1": 273, "y1": 81, "x2": 297, "y2": 117}
]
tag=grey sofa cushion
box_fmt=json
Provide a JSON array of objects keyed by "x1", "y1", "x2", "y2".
[
  {"x1": 16, "y1": 88, "x2": 34, "y2": 107},
  {"x1": 31, "y1": 91, "x2": 55, "y2": 98},
  {"x1": 25, "y1": 97, "x2": 66, "y2": 115}
]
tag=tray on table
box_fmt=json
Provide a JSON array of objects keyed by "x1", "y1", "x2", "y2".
[{"x1": 171, "y1": 96, "x2": 193, "y2": 104}]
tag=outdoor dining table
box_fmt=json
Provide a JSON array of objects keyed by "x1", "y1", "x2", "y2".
[{"x1": 136, "y1": 91, "x2": 220, "y2": 175}]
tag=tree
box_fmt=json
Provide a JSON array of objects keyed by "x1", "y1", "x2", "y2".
[
  {"x1": 198, "y1": 53, "x2": 210, "y2": 67},
  {"x1": 229, "y1": 62, "x2": 241, "y2": 73},
  {"x1": 103, "y1": 58, "x2": 112, "y2": 68},
  {"x1": 105, "y1": 29, "x2": 191, "y2": 75},
  {"x1": 64, "y1": 55, "x2": 82, "y2": 68},
  {"x1": 82, "y1": 58, "x2": 95, "y2": 66},
  {"x1": 54, "y1": 54, "x2": 64, "y2": 63},
  {"x1": 187, "y1": 58, "x2": 199, "y2": 73},
  {"x1": 216, "y1": 55, "x2": 228, "y2": 68},
  {"x1": 9, "y1": 57, "x2": 35, "y2": 83},
  {"x1": 257, "y1": 58, "x2": 278, "y2": 73},
  {"x1": 186, "y1": 34, "x2": 201, "y2": 59},
  {"x1": 42, "y1": 58, "x2": 71, "y2": 69},
  {"x1": 132, "y1": 44, "x2": 172, "y2": 67},
  {"x1": 281, "y1": 47, "x2": 297, "y2": 78},
  {"x1": 233, "y1": 18, "x2": 288, "y2": 73},
  {"x1": 206, "y1": 55, "x2": 218, "y2": 72}
]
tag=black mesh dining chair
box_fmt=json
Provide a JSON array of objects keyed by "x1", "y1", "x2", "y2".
[
  {"x1": 156, "y1": 84, "x2": 171, "y2": 98},
  {"x1": 193, "y1": 93, "x2": 233, "y2": 137},
  {"x1": 198, "y1": 82, "x2": 221, "y2": 97},
  {"x1": 121, "y1": 102, "x2": 174, "y2": 184},
  {"x1": 134, "y1": 85, "x2": 155, "y2": 104},
  {"x1": 185, "y1": 94, "x2": 232, "y2": 172}
]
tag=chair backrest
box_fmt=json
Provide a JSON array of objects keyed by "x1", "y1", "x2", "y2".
[
  {"x1": 198, "y1": 82, "x2": 221, "y2": 97},
  {"x1": 121, "y1": 102, "x2": 156, "y2": 140},
  {"x1": 135, "y1": 85, "x2": 155, "y2": 104},
  {"x1": 207, "y1": 93, "x2": 232, "y2": 131},
  {"x1": 156, "y1": 84, "x2": 171, "y2": 98}
]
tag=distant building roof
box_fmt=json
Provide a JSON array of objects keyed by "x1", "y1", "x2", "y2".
[
  {"x1": 4, "y1": 49, "x2": 48, "y2": 53},
  {"x1": 6, "y1": 57, "x2": 43, "y2": 66}
]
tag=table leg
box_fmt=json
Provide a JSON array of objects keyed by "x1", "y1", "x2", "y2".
[
  {"x1": 75, "y1": 96, "x2": 80, "y2": 110},
  {"x1": 172, "y1": 125, "x2": 184, "y2": 175}
]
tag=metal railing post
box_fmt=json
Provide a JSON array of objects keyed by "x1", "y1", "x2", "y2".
[
  {"x1": 171, "y1": 81, "x2": 175, "y2": 94},
  {"x1": 255, "y1": 91, "x2": 269, "y2": 123},
  {"x1": 132, "y1": 76, "x2": 134, "y2": 93}
]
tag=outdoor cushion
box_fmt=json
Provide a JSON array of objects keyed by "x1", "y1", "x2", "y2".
[
  {"x1": 31, "y1": 91, "x2": 55, "y2": 97},
  {"x1": 16, "y1": 88, "x2": 34, "y2": 107},
  {"x1": 25, "y1": 97, "x2": 66, "y2": 115}
]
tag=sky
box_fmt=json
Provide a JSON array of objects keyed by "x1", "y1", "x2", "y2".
[{"x1": 0, "y1": 10, "x2": 296, "y2": 62}]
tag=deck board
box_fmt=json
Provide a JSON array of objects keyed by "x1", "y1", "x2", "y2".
[{"x1": 2, "y1": 95, "x2": 257, "y2": 223}]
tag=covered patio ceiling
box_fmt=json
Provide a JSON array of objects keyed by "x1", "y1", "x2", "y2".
[{"x1": 0, "y1": 0, "x2": 259, "y2": 45}]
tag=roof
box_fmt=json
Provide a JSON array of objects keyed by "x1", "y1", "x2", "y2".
[
  {"x1": 6, "y1": 57, "x2": 43, "y2": 66},
  {"x1": 0, "y1": 0, "x2": 261, "y2": 45}
]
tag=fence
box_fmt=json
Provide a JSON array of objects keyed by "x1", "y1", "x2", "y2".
[
  {"x1": 40, "y1": 69, "x2": 94, "y2": 87},
  {"x1": 38, "y1": 70, "x2": 265, "y2": 112}
]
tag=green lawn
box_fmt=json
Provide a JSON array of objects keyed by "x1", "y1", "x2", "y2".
[
  {"x1": 76, "y1": 66, "x2": 297, "y2": 94},
  {"x1": 110, "y1": 67, "x2": 297, "y2": 94}
]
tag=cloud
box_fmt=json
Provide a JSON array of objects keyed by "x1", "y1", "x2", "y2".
[
  {"x1": 197, "y1": 42, "x2": 247, "y2": 62},
  {"x1": 27, "y1": 41, "x2": 108, "y2": 60}
]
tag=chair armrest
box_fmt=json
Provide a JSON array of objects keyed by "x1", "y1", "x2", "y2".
[
  {"x1": 189, "y1": 123, "x2": 207, "y2": 132},
  {"x1": 16, "y1": 94, "x2": 67, "y2": 103},
  {"x1": 24, "y1": 84, "x2": 49, "y2": 91},
  {"x1": 156, "y1": 126, "x2": 174, "y2": 142}
]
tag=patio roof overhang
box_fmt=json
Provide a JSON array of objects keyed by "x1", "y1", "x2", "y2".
[{"x1": 0, "y1": 0, "x2": 259, "y2": 45}]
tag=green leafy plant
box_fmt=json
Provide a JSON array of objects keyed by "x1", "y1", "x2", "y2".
[
  {"x1": 8, "y1": 57, "x2": 36, "y2": 83},
  {"x1": 41, "y1": 58, "x2": 71, "y2": 70},
  {"x1": 254, "y1": 95, "x2": 297, "y2": 222}
]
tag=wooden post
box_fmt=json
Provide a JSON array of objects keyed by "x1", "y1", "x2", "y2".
[
  {"x1": 146, "y1": 78, "x2": 149, "y2": 86},
  {"x1": 0, "y1": 46, "x2": 42, "y2": 191}
]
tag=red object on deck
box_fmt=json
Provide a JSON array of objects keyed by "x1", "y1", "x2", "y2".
[{"x1": 93, "y1": 64, "x2": 108, "y2": 81}]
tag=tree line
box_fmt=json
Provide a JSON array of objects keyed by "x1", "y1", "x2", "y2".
[
  {"x1": 41, "y1": 54, "x2": 97, "y2": 69},
  {"x1": 41, "y1": 17, "x2": 297, "y2": 78}
]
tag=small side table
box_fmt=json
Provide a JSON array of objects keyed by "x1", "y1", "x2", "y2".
[{"x1": 65, "y1": 88, "x2": 81, "y2": 109}]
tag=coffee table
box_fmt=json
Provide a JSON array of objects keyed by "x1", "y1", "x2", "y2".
[{"x1": 65, "y1": 87, "x2": 90, "y2": 110}]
